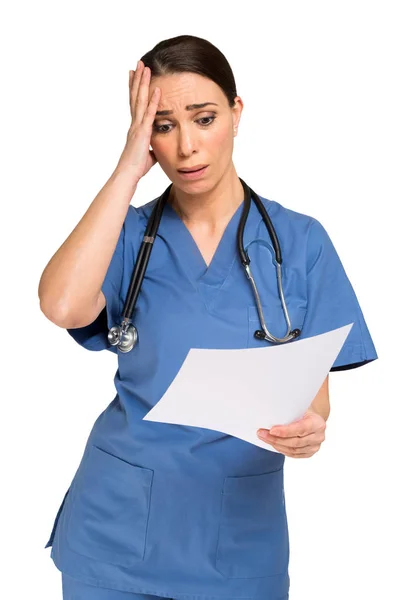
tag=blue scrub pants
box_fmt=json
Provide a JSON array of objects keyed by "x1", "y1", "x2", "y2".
[{"x1": 61, "y1": 573, "x2": 173, "y2": 599}]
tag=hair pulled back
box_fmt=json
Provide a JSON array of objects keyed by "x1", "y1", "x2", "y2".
[{"x1": 140, "y1": 35, "x2": 237, "y2": 108}]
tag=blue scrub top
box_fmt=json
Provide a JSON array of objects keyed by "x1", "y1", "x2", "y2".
[{"x1": 45, "y1": 192, "x2": 378, "y2": 600}]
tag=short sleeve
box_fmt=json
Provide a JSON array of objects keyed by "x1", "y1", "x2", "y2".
[
  {"x1": 300, "y1": 218, "x2": 378, "y2": 371},
  {"x1": 66, "y1": 205, "x2": 141, "y2": 353}
]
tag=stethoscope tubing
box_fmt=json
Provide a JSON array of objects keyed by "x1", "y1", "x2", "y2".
[
  {"x1": 108, "y1": 178, "x2": 301, "y2": 352},
  {"x1": 123, "y1": 184, "x2": 170, "y2": 318}
]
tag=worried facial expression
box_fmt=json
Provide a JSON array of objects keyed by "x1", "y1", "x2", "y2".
[{"x1": 148, "y1": 71, "x2": 243, "y2": 188}]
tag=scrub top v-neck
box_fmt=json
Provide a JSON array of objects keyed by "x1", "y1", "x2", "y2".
[
  {"x1": 163, "y1": 199, "x2": 245, "y2": 308},
  {"x1": 44, "y1": 191, "x2": 378, "y2": 600}
]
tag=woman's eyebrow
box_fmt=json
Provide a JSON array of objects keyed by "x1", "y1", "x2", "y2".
[{"x1": 155, "y1": 102, "x2": 218, "y2": 116}]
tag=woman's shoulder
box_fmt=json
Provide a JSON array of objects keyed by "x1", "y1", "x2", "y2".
[
  {"x1": 121, "y1": 197, "x2": 160, "y2": 242},
  {"x1": 257, "y1": 194, "x2": 336, "y2": 270},
  {"x1": 126, "y1": 197, "x2": 158, "y2": 222},
  {"x1": 260, "y1": 194, "x2": 320, "y2": 238}
]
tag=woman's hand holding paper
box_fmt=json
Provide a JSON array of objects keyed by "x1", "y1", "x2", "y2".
[{"x1": 257, "y1": 410, "x2": 326, "y2": 458}]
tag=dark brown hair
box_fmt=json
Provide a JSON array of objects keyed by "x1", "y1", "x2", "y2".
[{"x1": 140, "y1": 35, "x2": 237, "y2": 108}]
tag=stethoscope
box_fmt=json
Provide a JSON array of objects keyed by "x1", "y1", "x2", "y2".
[{"x1": 108, "y1": 177, "x2": 301, "y2": 353}]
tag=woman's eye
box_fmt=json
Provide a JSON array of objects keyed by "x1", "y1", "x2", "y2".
[
  {"x1": 198, "y1": 116, "x2": 215, "y2": 126},
  {"x1": 153, "y1": 124, "x2": 171, "y2": 134},
  {"x1": 153, "y1": 116, "x2": 216, "y2": 134}
]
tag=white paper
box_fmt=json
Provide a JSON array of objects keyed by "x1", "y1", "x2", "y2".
[{"x1": 143, "y1": 323, "x2": 353, "y2": 452}]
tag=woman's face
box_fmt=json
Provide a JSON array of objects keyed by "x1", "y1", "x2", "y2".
[{"x1": 148, "y1": 71, "x2": 242, "y2": 191}]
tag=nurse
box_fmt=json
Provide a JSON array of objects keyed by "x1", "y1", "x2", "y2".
[{"x1": 39, "y1": 34, "x2": 378, "y2": 600}]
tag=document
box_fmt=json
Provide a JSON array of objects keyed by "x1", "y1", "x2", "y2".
[{"x1": 143, "y1": 323, "x2": 353, "y2": 451}]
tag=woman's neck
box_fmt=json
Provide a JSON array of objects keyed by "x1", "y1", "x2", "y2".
[{"x1": 169, "y1": 165, "x2": 244, "y2": 230}]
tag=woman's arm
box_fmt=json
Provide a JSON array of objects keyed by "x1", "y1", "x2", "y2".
[
  {"x1": 38, "y1": 63, "x2": 162, "y2": 330},
  {"x1": 38, "y1": 166, "x2": 139, "y2": 329},
  {"x1": 306, "y1": 375, "x2": 330, "y2": 421}
]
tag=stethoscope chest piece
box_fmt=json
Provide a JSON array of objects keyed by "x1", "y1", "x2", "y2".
[{"x1": 107, "y1": 320, "x2": 138, "y2": 353}]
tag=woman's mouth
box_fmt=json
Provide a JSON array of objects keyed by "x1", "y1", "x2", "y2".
[{"x1": 177, "y1": 165, "x2": 208, "y2": 179}]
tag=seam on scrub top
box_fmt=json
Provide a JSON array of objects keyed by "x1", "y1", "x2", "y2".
[
  {"x1": 201, "y1": 253, "x2": 239, "y2": 314},
  {"x1": 355, "y1": 315, "x2": 367, "y2": 361},
  {"x1": 214, "y1": 478, "x2": 225, "y2": 575},
  {"x1": 333, "y1": 342, "x2": 365, "y2": 368},
  {"x1": 141, "y1": 468, "x2": 155, "y2": 562},
  {"x1": 156, "y1": 230, "x2": 203, "y2": 295},
  {"x1": 56, "y1": 566, "x2": 264, "y2": 599}
]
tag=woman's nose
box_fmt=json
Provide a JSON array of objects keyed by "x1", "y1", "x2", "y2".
[{"x1": 177, "y1": 128, "x2": 198, "y2": 156}]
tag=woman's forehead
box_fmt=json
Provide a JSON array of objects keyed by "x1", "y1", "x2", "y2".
[{"x1": 150, "y1": 72, "x2": 224, "y2": 110}]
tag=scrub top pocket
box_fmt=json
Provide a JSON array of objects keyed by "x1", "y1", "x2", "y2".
[
  {"x1": 215, "y1": 467, "x2": 289, "y2": 579},
  {"x1": 66, "y1": 444, "x2": 154, "y2": 568},
  {"x1": 248, "y1": 303, "x2": 307, "y2": 347}
]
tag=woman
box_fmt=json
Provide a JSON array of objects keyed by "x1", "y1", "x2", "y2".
[{"x1": 39, "y1": 35, "x2": 378, "y2": 600}]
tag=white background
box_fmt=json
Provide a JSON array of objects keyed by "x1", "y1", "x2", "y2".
[{"x1": 1, "y1": 1, "x2": 398, "y2": 599}]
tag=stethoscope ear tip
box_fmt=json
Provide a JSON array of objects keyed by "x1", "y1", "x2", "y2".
[
  {"x1": 253, "y1": 328, "x2": 302, "y2": 343},
  {"x1": 254, "y1": 330, "x2": 266, "y2": 340}
]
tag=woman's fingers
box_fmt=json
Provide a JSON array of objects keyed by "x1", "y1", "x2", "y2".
[
  {"x1": 129, "y1": 60, "x2": 151, "y2": 126},
  {"x1": 261, "y1": 431, "x2": 322, "y2": 449},
  {"x1": 116, "y1": 62, "x2": 161, "y2": 179},
  {"x1": 135, "y1": 65, "x2": 150, "y2": 125},
  {"x1": 129, "y1": 60, "x2": 145, "y2": 123},
  {"x1": 143, "y1": 85, "x2": 161, "y2": 128},
  {"x1": 129, "y1": 61, "x2": 160, "y2": 132}
]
